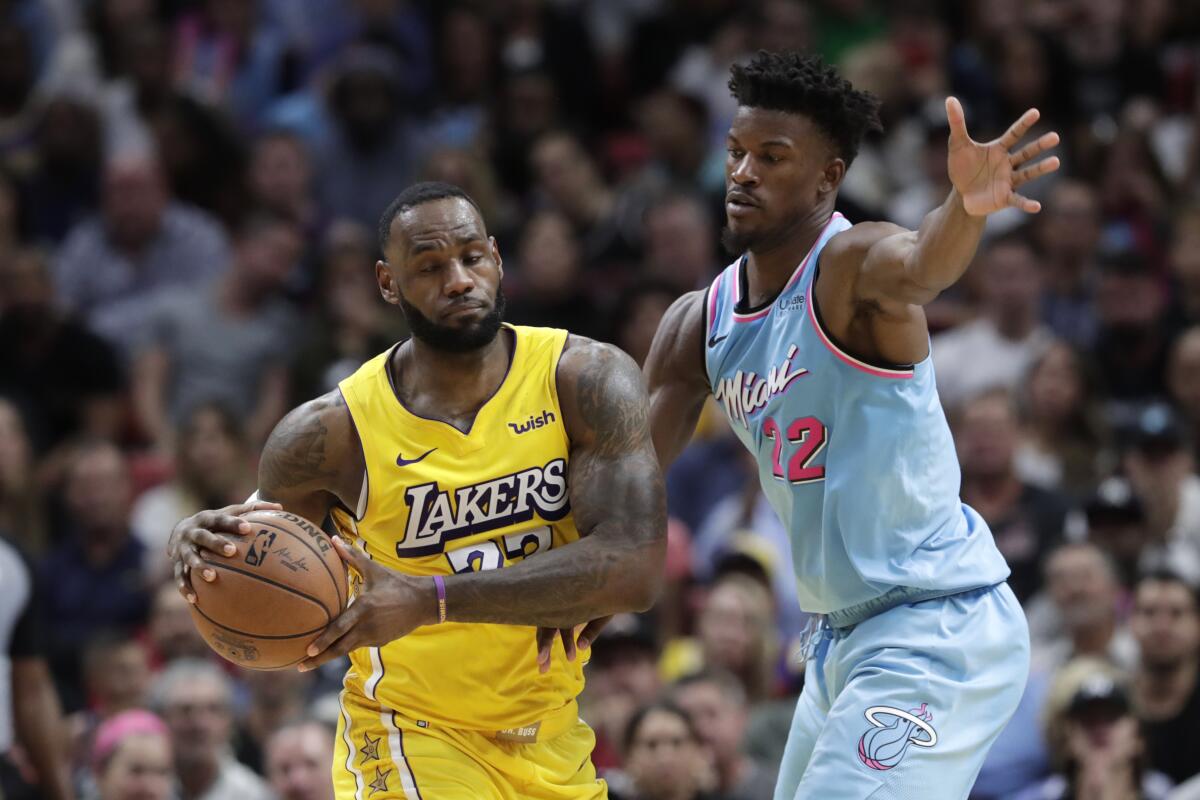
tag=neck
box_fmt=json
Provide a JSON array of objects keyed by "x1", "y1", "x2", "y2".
[
  {"x1": 221, "y1": 272, "x2": 269, "y2": 313},
  {"x1": 393, "y1": 330, "x2": 512, "y2": 425},
  {"x1": 718, "y1": 753, "x2": 749, "y2": 791},
  {"x1": 1072, "y1": 617, "x2": 1116, "y2": 656},
  {"x1": 178, "y1": 758, "x2": 219, "y2": 799},
  {"x1": 744, "y1": 205, "x2": 833, "y2": 305},
  {"x1": 990, "y1": 307, "x2": 1037, "y2": 340},
  {"x1": 1138, "y1": 658, "x2": 1198, "y2": 710},
  {"x1": 81, "y1": 528, "x2": 125, "y2": 567}
]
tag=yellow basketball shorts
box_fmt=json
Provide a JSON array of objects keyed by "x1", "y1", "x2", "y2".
[{"x1": 333, "y1": 690, "x2": 608, "y2": 799}]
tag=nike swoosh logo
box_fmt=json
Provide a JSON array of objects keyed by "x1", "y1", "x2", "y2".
[
  {"x1": 708, "y1": 334, "x2": 729, "y2": 348},
  {"x1": 396, "y1": 448, "x2": 436, "y2": 467}
]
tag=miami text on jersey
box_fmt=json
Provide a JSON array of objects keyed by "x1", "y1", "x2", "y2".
[
  {"x1": 713, "y1": 344, "x2": 808, "y2": 429},
  {"x1": 398, "y1": 458, "x2": 571, "y2": 556}
]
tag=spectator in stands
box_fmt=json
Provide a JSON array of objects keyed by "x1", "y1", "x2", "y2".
[
  {"x1": 0, "y1": 248, "x2": 125, "y2": 456},
  {"x1": 581, "y1": 613, "x2": 662, "y2": 771},
  {"x1": 1029, "y1": 543, "x2": 1137, "y2": 673},
  {"x1": 264, "y1": 720, "x2": 335, "y2": 800},
  {"x1": 933, "y1": 233, "x2": 1053, "y2": 410},
  {"x1": 1015, "y1": 341, "x2": 1110, "y2": 497},
  {"x1": 290, "y1": 221, "x2": 403, "y2": 404},
  {"x1": 1166, "y1": 207, "x2": 1200, "y2": 333},
  {"x1": 53, "y1": 150, "x2": 231, "y2": 356},
  {"x1": 1013, "y1": 668, "x2": 1172, "y2": 800},
  {"x1": 132, "y1": 214, "x2": 301, "y2": 451},
  {"x1": 684, "y1": 573, "x2": 779, "y2": 703},
  {"x1": 672, "y1": 669, "x2": 777, "y2": 800},
  {"x1": 19, "y1": 97, "x2": 103, "y2": 244},
  {"x1": 505, "y1": 209, "x2": 606, "y2": 339},
  {"x1": 631, "y1": 89, "x2": 722, "y2": 199},
  {"x1": 608, "y1": 700, "x2": 719, "y2": 800},
  {"x1": 314, "y1": 46, "x2": 422, "y2": 231},
  {"x1": 611, "y1": 280, "x2": 680, "y2": 369},
  {"x1": 956, "y1": 389, "x2": 1073, "y2": 601},
  {"x1": 1093, "y1": 251, "x2": 1172, "y2": 403},
  {"x1": 529, "y1": 129, "x2": 637, "y2": 270},
  {"x1": 234, "y1": 668, "x2": 313, "y2": 776},
  {"x1": 145, "y1": 582, "x2": 212, "y2": 670},
  {"x1": 1083, "y1": 477, "x2": 1153, "y2": 588},
  {"x1": 1167, "y1": 326, "x2": 1200, "y2": 456},
  {"x1": 0, "y1": 24, "x2": 38, "y2": 175},
  {"x1": 1121, "y1": 405, "x2": 1200, "y2": 584},
  {"x1": 171, "y1": 0, "x2": 291, "y2": 133},
  {"x1": 0, "y1": 534, "x2": 73, "y2": 800},
  {"x1": 42, "y1": 441, "x2": 149, "y2": 712},
  {"x1": 1130, "y1": 571, "x2": 1200, "y2": 787},
  {"x1": 152, "y1": 659, "x2": 271, "y2": 800},
  {"x1": 131, "y1": 402, "x2": 253, "y2": 580},
  {"x1": 642, "y1": 192, "x2": 720, "y2": 294},
  {"x1": 248, "y1": 130, "x2": 318, "y2": 235},
  {"x1": 0, "y1": 399, "x2": 45, "y2": 554},
  {"x1": 69, "y1": 632, "x2": 153, "y2": 787},
  {"x1": 1034, "y1": 180, "x2": 1103, "y2": 348},
  {"x1": 90, "y1": 710, "x2": 174, "y2": 800}
]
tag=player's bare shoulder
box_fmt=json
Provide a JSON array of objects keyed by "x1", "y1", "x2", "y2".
[
  {"x1": 647, "y1": 289, "x2": 707, "y2": 380},
  {"x1": 556, "y1": 335, "x2": 652, "y2": 455},
  {"x1": 259, "y1": 389, "x2": 364, "y2": 510}
]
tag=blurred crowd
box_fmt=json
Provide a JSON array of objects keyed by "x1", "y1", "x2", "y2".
[{"x1": 1, "y1": 0, "x2": 1200, "y2": 799}]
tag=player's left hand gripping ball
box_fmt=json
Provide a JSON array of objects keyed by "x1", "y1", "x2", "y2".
[{"x1": 298, "y1": 537, "x2": 435, "y2": 671}]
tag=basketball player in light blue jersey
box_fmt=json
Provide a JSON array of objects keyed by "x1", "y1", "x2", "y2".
[{"x1": 643, "y1": 52, "x2": 1062, "y2": 798}]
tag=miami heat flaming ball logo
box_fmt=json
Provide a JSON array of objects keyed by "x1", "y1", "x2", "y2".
[{"x1": 857, "y1": 703, "x2": 938, "y2": 771}]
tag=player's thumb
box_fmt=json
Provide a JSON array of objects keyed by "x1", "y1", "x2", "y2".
[{"x1": 945, "y1": 96, "x2": 969, "y2": 143}]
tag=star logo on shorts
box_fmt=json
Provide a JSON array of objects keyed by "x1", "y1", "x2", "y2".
[
  {"x1": 359, "y1": 733, "x2": 381, "y2": 762},
  {"x1": 368, "y1": 766, "x2": 392, "y2": 797}
]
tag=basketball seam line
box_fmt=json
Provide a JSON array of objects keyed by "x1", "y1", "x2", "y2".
[
  {"x1": 191, "y1": 600, "x2": 330, "y2": 641},
  {"x1": 251, "y1": 516, "x2": 347, "y2": 609},
  {"x1": 200, "y1": 558, "x2": 333, "y2": 628}
]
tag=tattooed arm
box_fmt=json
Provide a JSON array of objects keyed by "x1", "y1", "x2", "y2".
[
  {"x1": 167, "y1": 390, "x2": 365, "y2": 601},
  {"x1": 298, "y1": 338, "x2": 667, "y2": 669},
  {"x1": 445, "y1": 337, "x2": 667, "y2": 621}
]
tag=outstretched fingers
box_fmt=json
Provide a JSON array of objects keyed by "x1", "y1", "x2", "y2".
[
  {"x1": 1009, "y1": 192, "x2": 1042, "y2": 214},
  {"x1": 1009, "y1": 131, "x2": 1060, "y2": 167},
  {"x1": 1012, "y1": 156, "x2": 1061, "y2": 188},
  {"x1": 999, "y1": 108, "x2": 1040, "y2": 150}
]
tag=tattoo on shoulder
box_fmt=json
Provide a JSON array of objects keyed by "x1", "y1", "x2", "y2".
[
  {"x1": 572, "y1": 345, "x2": 651, "y2": 458},
  {"x1": 261, "y1": 394, "x2": 342, "y2": 490}
]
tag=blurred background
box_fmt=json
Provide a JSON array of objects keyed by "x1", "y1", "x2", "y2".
[{"x1": 1, "y1": 0, "x2": 1200, "y2": 799}]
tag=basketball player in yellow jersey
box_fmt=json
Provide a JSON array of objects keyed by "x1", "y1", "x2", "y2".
[{"x1": 166, "y1": 181, "x2": 667, "y2": 799}]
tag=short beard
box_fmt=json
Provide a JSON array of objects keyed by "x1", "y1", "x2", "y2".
[
  {"x1": 721, "y1": 225, "x2": 755, "y2": 257},
  {"x1": 398, "y1": 287, "x2": 506, "y2": 353}
]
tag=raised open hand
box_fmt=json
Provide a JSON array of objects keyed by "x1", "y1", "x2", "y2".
[{"x1": 945, "y1": 97, "x2": 1061, "y2": 216}]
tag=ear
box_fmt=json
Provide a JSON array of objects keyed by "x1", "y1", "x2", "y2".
[
  {"x1": 491, "y1": 236, "x2": 503, "y2": 279},
  {"x1": 376, "y1": 260, "x2": 401, "y2": 307},
  {"x1": 819, "y1": 158, "x2": 846, "y2": 194}
]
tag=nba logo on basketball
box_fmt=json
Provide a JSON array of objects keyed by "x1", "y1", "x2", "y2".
[{"x1": 857, "y1": 703, "x2": 938, "y2": 770}]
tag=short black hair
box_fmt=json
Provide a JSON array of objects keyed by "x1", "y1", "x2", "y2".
[
  {"x1": 623, "y1": 700, "x2": 701, "y2": 753},
  {"x1": 1135, "y1": 569, "x2": 1200, "y2": 610},
  {"x1": 378, "y1": 181, "x2": 482, "y2": 252},
  {"x1": 728, "y1": 50, "x2": 882, "y2": 166}
]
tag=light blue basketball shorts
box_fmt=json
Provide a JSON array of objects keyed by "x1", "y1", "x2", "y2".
[{"x1": 774, "y1": 583, "x2": 1029, "y2": 800}]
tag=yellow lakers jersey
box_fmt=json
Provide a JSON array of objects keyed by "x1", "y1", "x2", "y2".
[{"x1": 331, "y1": 324, "x2": 585, "y2": 733}]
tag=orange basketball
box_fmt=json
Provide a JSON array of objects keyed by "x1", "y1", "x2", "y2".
[{"x1": 188, "y1": 510, "x2": 349, "y2": 670}]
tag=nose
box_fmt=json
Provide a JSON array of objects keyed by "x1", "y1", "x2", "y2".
[
  {"x1": 730, "y1": 153, "x2": 758, "y2": 187},
  {"x1": 444, "y1": 258, "x2": 475, "y2": 297}
]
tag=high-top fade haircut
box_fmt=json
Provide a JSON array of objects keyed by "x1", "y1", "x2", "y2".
[
  {"x1": 378, "y1": 181, "x2": 483, "y2": 252},
  {"x1": 728, "y1": 51, "x2": 883, "y2": 167}
]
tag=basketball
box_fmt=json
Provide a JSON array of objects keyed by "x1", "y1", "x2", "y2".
[{"x1": 188, "y1": 510, "x2": 349, "y2": 670}]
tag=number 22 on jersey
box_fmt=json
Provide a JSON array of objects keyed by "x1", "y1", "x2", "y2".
[{"x1": 762, "y1": 415, "x2": 827, "y2": 484}]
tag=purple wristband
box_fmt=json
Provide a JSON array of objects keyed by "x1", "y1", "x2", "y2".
[{"x1": 433, "y1": 575, "x2": 447, "y2": 624}]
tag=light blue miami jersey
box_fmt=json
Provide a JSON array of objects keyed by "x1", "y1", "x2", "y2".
[{"x1": 704, "y1": 213, "x2": 1010, "y2": 615}]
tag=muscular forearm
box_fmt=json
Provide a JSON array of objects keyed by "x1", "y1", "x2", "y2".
[
  {"x1": 12, "y1": 660, "x2": 74, "y2": 800},
  {"x1": 905, "y1": 188, "x2": 987, "y2": 293},
  {"x1": 444, "y1": 526, "x2": 665, "y2": 627}
]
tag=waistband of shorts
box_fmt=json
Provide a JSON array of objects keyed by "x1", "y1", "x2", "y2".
[
  {"x1": 482, "y1": 698, "x2": 580, "y2": 743},
  {"x1": 345, "y1": 685, "x2": 580, "y2": 745},
  {"x1": 823, "y1": 582, "x2": 1002, "y2": 630}
]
